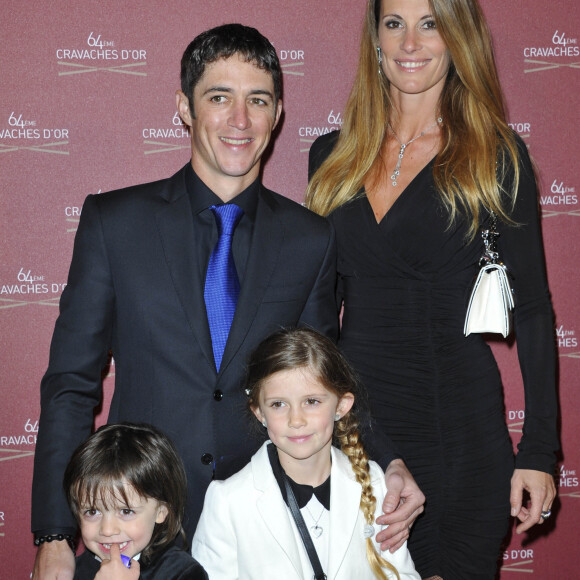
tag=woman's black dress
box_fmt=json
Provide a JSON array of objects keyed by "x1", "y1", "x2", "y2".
[{"x1": 309, "y1": 132, "x2": 558, "y2": 579}]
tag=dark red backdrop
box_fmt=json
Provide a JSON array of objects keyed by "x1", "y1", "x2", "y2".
[{"x1": 1, "y1": 0, "x2": 578, "y2": 577}]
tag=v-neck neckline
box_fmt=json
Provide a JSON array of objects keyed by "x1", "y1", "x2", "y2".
[{"x1": 364, "y1": 156, "x2": 436, "y2": 226}]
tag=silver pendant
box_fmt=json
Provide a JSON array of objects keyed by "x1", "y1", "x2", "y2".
[
  {"x1": 311, "y1": 525, "x2": 323, "y2": 538},
  {"x1": 391, "y1": 145, "x2": 405, "y2": 186}
]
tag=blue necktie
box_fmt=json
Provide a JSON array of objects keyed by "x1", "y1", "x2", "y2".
[{"x1": 204, "y1": 204, "x2": 244, "y2": 371}]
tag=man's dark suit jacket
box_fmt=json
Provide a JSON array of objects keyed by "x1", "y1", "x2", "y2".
[{"x1": 31, "y1": 164, "x2": 337, "y2": 541}]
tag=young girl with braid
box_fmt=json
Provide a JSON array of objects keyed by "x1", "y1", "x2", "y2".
[{"x1": 192, "y1": 328, "x2": 419, "y2": 580}]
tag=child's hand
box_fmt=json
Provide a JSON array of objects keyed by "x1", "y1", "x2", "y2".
[{"x1": 95, "y1": 544, "x2": 140, "y2": 580}]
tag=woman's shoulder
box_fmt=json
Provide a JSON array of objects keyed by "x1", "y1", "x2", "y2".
[
  {"x1": 308, "y1": 130, "x2": 341, "y2": 180},
  {"x1": 311, "y1": 129, "x2": 341, "y2": 153},
  {"x1": 504, "y1": 129, "x2": 533, "y2": 172}
]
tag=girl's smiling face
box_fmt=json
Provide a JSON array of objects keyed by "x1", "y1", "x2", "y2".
[{"x1": 252, "y1": 366, "x2": 353, "y2": 483}]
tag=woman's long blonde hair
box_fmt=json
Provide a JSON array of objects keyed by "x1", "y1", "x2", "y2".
[
  {"x1": 246, "y1": 328, "x2": 400, "y2": 580},
  {"x1": 305, "y1": 0, "x2": 519, "y2": 240}
]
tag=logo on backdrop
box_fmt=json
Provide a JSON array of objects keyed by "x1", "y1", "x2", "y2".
[
  {"x1": 507, "y1": 409, "x2": 524, "y2": 434},
  {"x1": 501, "y1": 549, "x2": 534, "y2": 574},
  {"x1": 558, "y1": 465, "x2": 580, "y2": 499},
  {"x1": 0, "y1": 113, "x2": 70, "y2": 155},
  {"x1": 0, "y1": 419, "x2": 38, "y2": 462},
  {"x1": 56, "y1": 32, "x2": 148, "y2": 77},
  {"x1": 143, "y1": 112, "x2": 190, "y2": 155},
  {"x1": 507, "y1": 121, "x2": 531, "y2": 140},
  {"x1": 524, "y1": 29, "x2": 579, "y2": 73},
  {"x1": 556, "y1": 325, "x2": 580, "y2": 359},
  {"x1": 299, "y1": 109, "x2": 343, "y2": 153},
  {"x1": 0, "y1": 269, "x2": 66, "y2": 309},
  {"x1": 541, "y1": 179, "x2": 579, "y2": 217},
  {"x1": 278, "y1": 48, "x2": 305, "y2": 77},
  {"x1": 65, "y1": 189, "x2": 102, "y2": 233},
  {"x1": 0, "y1": 510, "x2": 4, "y2": 538}
]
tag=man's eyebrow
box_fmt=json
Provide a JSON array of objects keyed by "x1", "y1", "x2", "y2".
[
  {"x1": 203, "y1": 86, "x2": 274, "y2": 99},
  {"x1": 203, "y1": 86, "x2": 233, "y2": 95},
  {"x1": 248, "y1": 89, "x2": 274, "y2": 98}
]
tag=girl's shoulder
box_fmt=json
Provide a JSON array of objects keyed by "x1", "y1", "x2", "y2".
[
  {"x1": 208, "y1": 460, "x2": 254, "y2": 493},
  {"x1": 331, "y1": 447, "x2": 385, "y2": 486},
  {"x1": 208, "y1": 441, "x2": 273, "y2": 496},
  {"x1": 368, "y1": 458, "x2": 387, "y2": 482}
]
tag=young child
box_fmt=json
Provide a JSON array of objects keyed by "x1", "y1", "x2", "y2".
[
  {"x1": 64, "y1": 422, "x2": 208, "y2": 580},
  {"x1": 192, "y1": 328, "x2": 419, "y2": 579}
]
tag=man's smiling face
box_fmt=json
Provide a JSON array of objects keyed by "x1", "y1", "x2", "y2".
[{"x1": 177, "y1": 53, "x2": 282, "y2": 200}]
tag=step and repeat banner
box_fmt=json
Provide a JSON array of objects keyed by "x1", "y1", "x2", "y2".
[{"x1": 1, "y1": 0, "x2": 578, "y2": 577}]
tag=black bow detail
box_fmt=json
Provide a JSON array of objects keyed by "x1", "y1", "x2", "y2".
[{"x1": 267, "y1": 443, "x2": 331, "y2": 510}]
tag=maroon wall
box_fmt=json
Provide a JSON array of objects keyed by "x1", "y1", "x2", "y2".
[{"x1": 1, "y1": 0, "x2": 578, "y2": 576}]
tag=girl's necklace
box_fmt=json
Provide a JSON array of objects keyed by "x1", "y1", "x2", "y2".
[
  {"x1": 387, "y1": 117, "x2": 442, "y2": 186},
  {"x1": 305, "y1": 503, "x2": 326, "y2": 538}
]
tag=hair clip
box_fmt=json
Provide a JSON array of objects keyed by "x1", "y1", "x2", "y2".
[{"x1": 363, "y1": 524, "x2": 375, "y2": 539}]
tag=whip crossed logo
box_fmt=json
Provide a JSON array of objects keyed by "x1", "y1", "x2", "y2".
[
  {"x1": 143, "y1": 112, "x2": 191, "y2": 155},
  {"x1": 56, "y1": 32, "x2": 148, "y2": 77},
  {"x1": 0, "y1": 113, "x2": 69, "y2": 155},
  {"x1": 524, "y1": 30, "x2": 580, "y2": 73}
]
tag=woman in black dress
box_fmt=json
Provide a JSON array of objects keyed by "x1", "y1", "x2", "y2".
[{"x1": 306, "y1": 0, "x2": 558, "y2": 578}]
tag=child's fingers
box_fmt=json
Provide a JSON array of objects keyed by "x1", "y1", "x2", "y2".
[{"x1": 95, "y1": 544, "x2": 140, "y2": 579}]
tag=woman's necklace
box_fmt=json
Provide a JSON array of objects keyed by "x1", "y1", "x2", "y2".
[
  {"x1": 305, "y1": 503, "x2": 326, "y2": 538},
  {"x1": 387, "y1": 117, "x2": 442, "y2": 186}
]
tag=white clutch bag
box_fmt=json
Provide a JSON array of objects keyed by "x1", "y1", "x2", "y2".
[{"x1": 464, "y1": 212, "x2": 515, "y2": 338}]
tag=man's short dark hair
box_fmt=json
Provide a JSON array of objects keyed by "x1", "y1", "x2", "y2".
[{"x1": 180, "y1": 23, "x2": 282, "y2": 116}]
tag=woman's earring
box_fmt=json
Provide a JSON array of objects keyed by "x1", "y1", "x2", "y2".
[
  {"x1": 334, "y1": 413, "x2": 340, "y2": 422},
  {"x1": 376, "y1": 46, "x2": 382, "y2": 76},
  {"x1": 262, "y1": 420, "x2": 267, "y2": 428}
]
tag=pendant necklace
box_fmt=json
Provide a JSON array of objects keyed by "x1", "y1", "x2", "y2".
[
  {"x1": 305, "y1": 503, "x2": 326, "y2": 538},
  {"x1": 388, "y1": 117, "x2": 442, "y2": 186}
]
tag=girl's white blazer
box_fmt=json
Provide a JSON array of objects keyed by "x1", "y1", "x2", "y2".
[{"x1": 192, "y1": 441, "x2": 420, "y2": 579}]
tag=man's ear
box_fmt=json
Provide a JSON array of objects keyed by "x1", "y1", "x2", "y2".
[
  {"x1": 175, "y1": 90, "x2": 193, "y2": 126},
  {"x1": 273, "y1": 99, "x2": 283, "y2": 130}
]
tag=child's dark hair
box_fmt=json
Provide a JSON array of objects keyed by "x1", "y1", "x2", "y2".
[
  {"x1": 63, "y1": 422, "x2": 187, "y2": 564},
  {"x1": 245, "y1": 328, "x2": 399, "y2": 580}
]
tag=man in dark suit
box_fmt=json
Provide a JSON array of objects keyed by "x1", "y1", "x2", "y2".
[{"x1": 32, "y1": 24, "x2": 424, "y2": 579}]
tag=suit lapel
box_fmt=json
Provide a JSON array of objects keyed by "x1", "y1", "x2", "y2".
[
  {"x1": 253, "y1": 444, "x2": 306, "y2": 578},
  {"x1": 326, "y1": 447, "x2": 362, "y2": 579},
  {"x1": 219, "y1": 186, "x2": 284, "y2": 374},
  {"x1": 155, "y1": 167, "x2": 215, "y2": 368}
]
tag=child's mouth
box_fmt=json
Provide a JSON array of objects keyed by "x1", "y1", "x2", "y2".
[{"x1": 101, "y1": 540, "x2": 129, "y2": 551}]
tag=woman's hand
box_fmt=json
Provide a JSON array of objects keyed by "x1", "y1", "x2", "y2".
[{"x1": 510, "y1": 468, "x2": 556, "y2": 533}]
